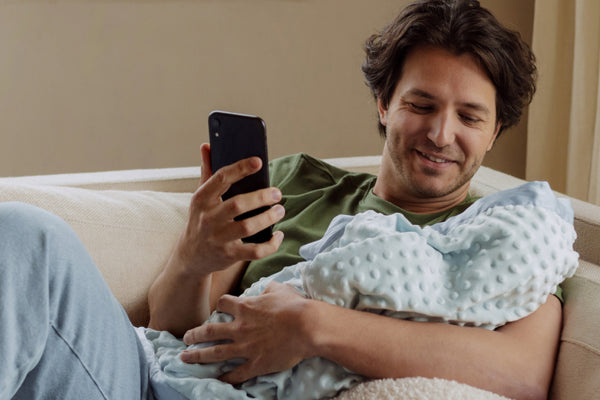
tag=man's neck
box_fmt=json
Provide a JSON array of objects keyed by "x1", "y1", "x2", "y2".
[{"x1": 372, "y1": 175, "x2": 471, "y2": 215}]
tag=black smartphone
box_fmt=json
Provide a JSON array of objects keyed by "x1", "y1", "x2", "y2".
[{"x1": 208, "y1": 110, "x2": 272, "y2": 243}]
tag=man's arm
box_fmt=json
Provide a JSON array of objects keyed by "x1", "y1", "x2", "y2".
[
  {"x1": 308, "y1": 294, "x2": 561, "y2": 400},
  {"x1": 147, "y1": 143, "x2": 285, "y2": 336},
  {"x1": 182, "y1": 283, "x2": 561, "y2": 400}
]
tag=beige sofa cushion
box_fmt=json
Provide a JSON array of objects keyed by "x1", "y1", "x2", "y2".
[
  {"x1": 0, "y1": 183, "x2": 191, "y2": 327},
  {"x1": 550, "y1": 260, "x2": 600, "y2": 399}
]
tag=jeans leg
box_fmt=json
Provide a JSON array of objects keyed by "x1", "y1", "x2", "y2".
[{"x1": 0, "y1": 202, "x2": 152, "y2": 399}]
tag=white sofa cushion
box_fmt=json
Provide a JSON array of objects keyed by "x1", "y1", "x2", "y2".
[{"x1": 0, "y1": 182, "x2": 191, "y2": 327}]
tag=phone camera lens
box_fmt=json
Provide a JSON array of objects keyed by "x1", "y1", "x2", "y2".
[{"x1": 210, "y1": 118, "x2": 221, "y2": 131}]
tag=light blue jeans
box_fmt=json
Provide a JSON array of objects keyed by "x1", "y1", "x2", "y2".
[{"x1": 0, "y1": 202, "x2": 155, "y2": 399}]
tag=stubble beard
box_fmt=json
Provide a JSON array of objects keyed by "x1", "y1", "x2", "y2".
[{"x1": 391, "y1": 148, "x2": 481, "y2": 200}]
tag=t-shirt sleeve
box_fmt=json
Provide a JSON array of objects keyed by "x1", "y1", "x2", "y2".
[{"x1": 553, "y1": 285, "x2": 564, "y2": 303}]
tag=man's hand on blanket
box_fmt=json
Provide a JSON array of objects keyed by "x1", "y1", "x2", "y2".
[{"x1": 181, "y1": 282, "x2": 314, "y2": 384}]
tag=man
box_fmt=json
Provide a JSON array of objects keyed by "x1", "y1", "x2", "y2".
[
  {"x1": 149, "y1": 1, "x2": 559, "y2": 399},
  {"x1": 0, "y1": 1, "x2": 560, "y2": 399}
]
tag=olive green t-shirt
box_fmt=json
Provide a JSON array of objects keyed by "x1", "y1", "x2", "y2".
[{"x1": 238, "y1": 153, "x2": 476, "y2": 292}]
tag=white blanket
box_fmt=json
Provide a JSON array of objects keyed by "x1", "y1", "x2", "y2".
[{"x1": 140, "y1": 181, "x2": 578, "y2": 400}]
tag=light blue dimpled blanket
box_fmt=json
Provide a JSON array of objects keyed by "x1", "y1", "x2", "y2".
[{"x1": 142, "y1": 181, "x2": 579, "y2": 400}]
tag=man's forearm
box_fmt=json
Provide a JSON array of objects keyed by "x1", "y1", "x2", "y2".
[
  {"x1": 147, "y1": 239, "x2": 249, "y2": 337},
  {"x1": 147, "y1": 249, "x2": 213, "y2": 336},
  {"x1": 304, "y1": 296, "x2": 562, "y2": 400}
]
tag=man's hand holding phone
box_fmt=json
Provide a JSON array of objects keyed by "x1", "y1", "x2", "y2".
[
  {"x1": 175, "y1": 143, "x2": 285, "y2": 278},
  {"x1": 148, "y1": 142, "x2": 284, "y2": 335}
]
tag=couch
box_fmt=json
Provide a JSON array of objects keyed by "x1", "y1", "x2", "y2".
[{"x1": 0, "y1": 156, "x2": 598, "y2": 399}]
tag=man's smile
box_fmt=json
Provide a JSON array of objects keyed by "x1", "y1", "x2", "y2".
[{"x1": 416, "y1": 150, "x2": 455, "y2": 165}]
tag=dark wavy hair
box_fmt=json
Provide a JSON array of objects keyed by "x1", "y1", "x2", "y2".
[{"x1": 362, "y1": 0, "x2": 537, "y2": 137}]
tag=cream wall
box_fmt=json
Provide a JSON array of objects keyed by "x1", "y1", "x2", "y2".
[{"x1": 0, "y1": 0, "x2": 533, "y2": 177}]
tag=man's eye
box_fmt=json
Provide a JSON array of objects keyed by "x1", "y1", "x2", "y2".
[
  {"x1": 460, "y1": 114, "x2": 480, "y2": 124},
  {"x1": 410, "y1": 103, "x2": 432, "y2": 112}
]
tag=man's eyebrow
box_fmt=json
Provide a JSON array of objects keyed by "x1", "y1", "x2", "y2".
[{"x1": 404, "y1": 88, "x2": 435, "y2": 100}]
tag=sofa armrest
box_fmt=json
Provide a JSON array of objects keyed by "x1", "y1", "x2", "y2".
[{"x1": 550, "y1": 260, "x2": 600, "y2": 399}]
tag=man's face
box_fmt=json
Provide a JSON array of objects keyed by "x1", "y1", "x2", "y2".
[{"x1": 376, "y1": 45, "x2": 500, "y2": 208}]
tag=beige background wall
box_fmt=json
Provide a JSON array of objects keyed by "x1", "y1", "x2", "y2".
[{"x1": 0, "y1": 0, "x2": 533, "y2": 178}]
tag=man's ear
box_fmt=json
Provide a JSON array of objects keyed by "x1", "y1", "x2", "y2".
[
  {"x1": 487, "y1": 123, "x2": 502, "y2": 151},
  {"x1": 377, "y1": 98, "x2": 388, "y2": 127}
]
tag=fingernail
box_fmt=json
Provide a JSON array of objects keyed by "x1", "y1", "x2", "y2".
[
  {"x1": 183, "y1": 331, "x2": 191, "y2": 345},
  {"x1": 274, "y1": 204, "x2": 285, "y2": 217},
  {"x1": 271, "y1": 188, "x2": 282, "y2": 201},
  {"x1": 181, "y1": 350, "x2": 192, "y2": 362},
  {"x1": 274, "y1": 231, "x2": 284, "y2": 243},
  {"x1": 250, "y1": 157, "x2": 262, "y2": 169}
]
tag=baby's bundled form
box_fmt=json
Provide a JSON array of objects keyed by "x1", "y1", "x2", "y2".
[{"x1": 140, "y1": 181, "x2": 579, "y2": 400}]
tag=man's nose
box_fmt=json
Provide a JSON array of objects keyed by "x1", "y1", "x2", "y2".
[{"x1": 427, "y1": 112, "x2": 456, "y2": 148}]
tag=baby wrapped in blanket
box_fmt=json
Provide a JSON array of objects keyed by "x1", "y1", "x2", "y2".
[{"x1": 141, "y1": 181, "x2": 579, "y2": 400}]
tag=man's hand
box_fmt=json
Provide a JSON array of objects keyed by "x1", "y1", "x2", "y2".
[
  {"x1": 180, "y1": 282, "x2": 314, "y2": 384},
  {"x1": 148, "y1": 143, "x2": 285, "y2": 335},
  {"x1": 176, "y1": 143, "x2": 285, "y2": 277}
]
